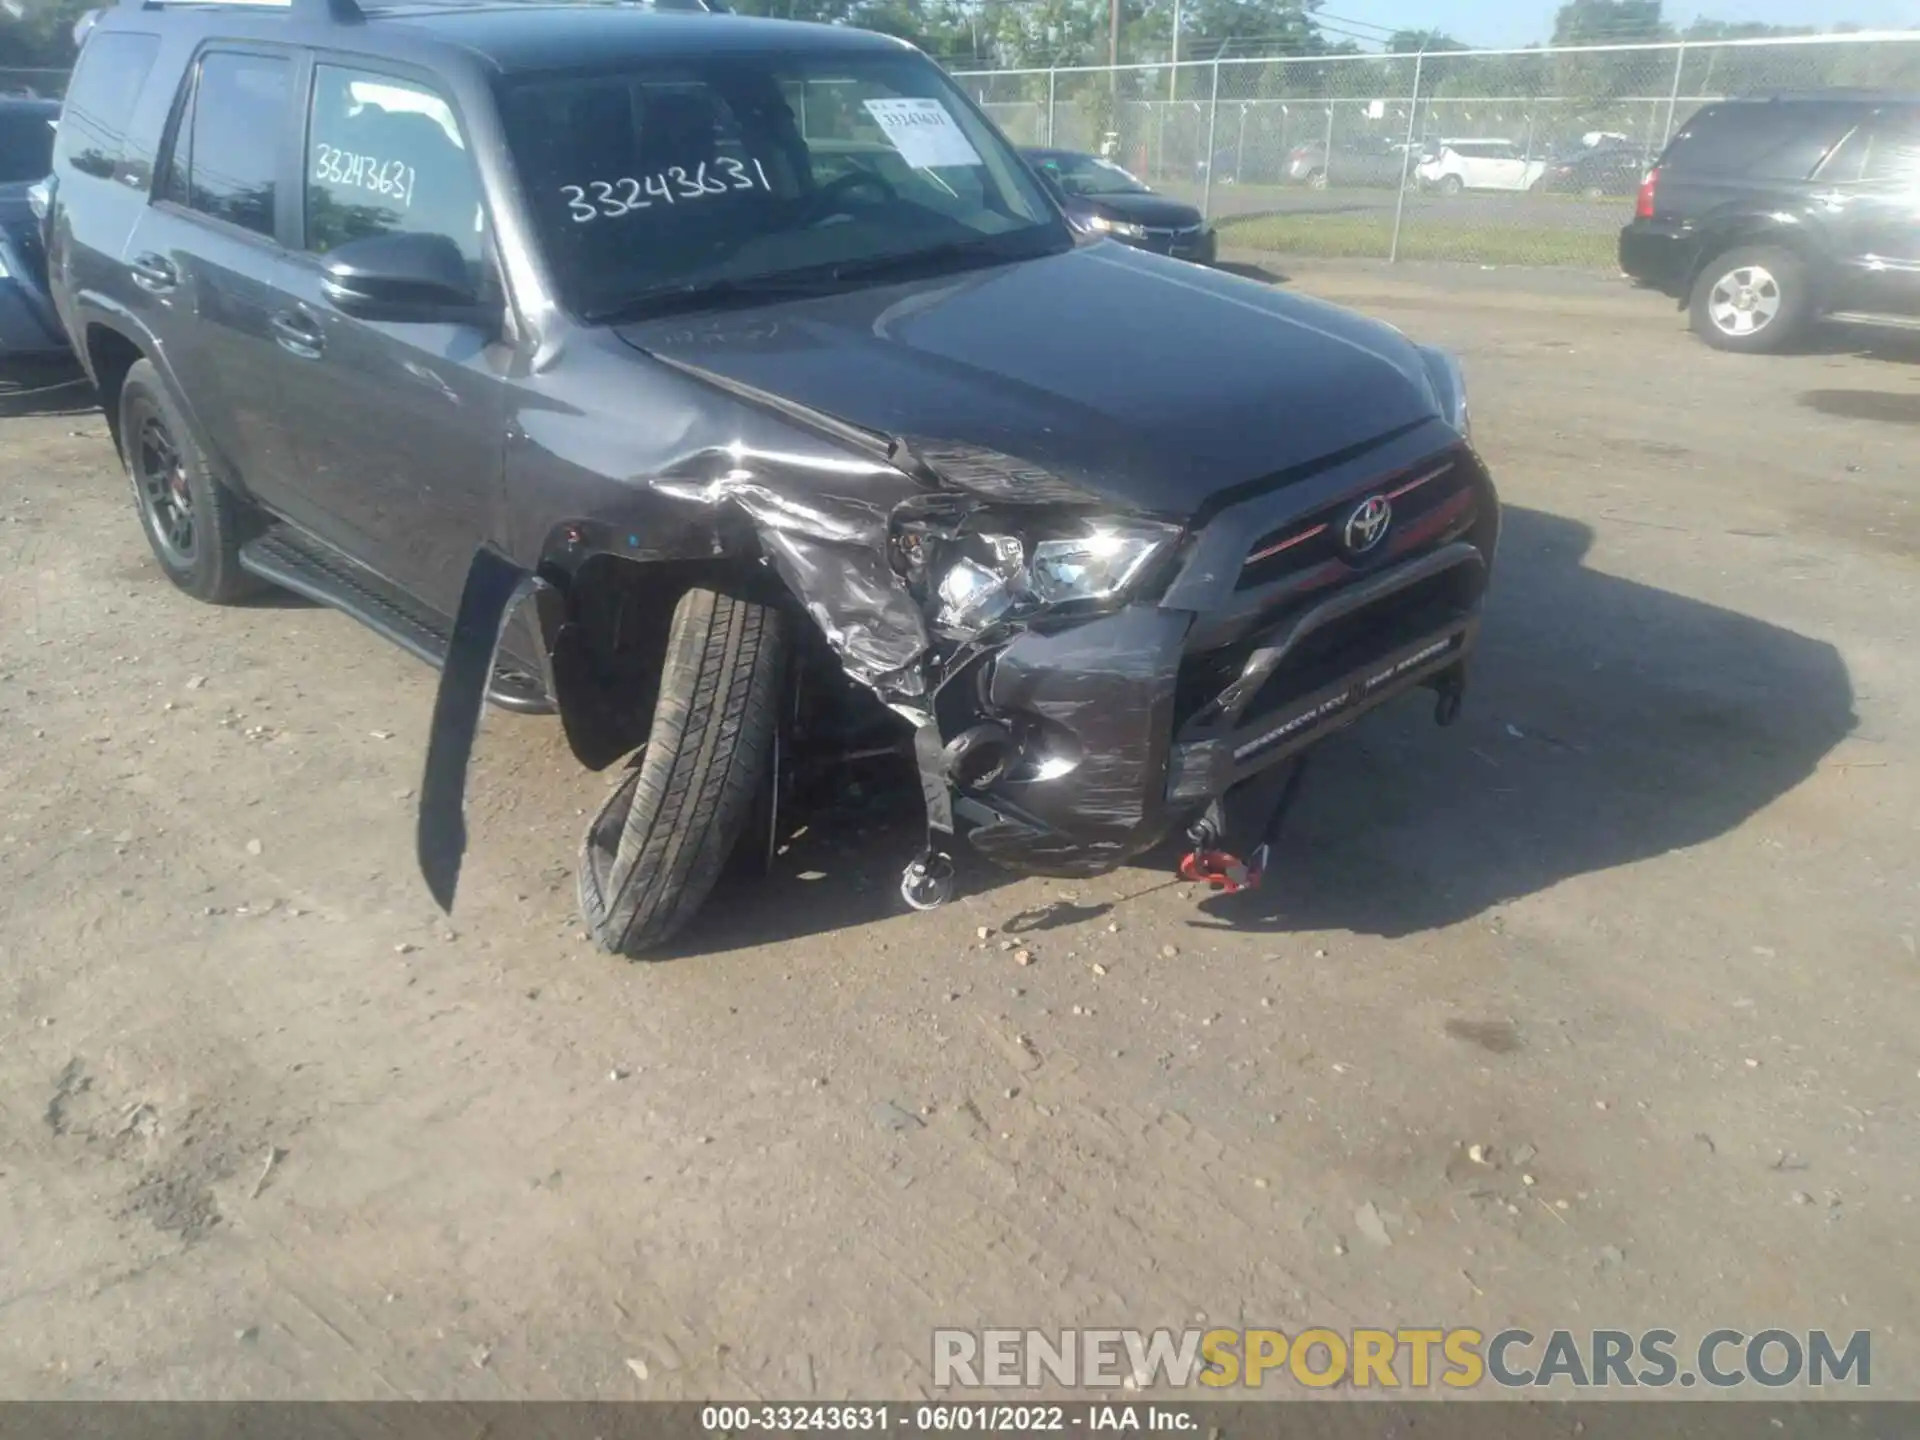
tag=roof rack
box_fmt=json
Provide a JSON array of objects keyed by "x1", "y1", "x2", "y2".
[{"x1": 113, "y1": 0, "x2": 366, "y2": 18}]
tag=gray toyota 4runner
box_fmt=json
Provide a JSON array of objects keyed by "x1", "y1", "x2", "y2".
[{"x1": 49, "y1": 0, "x2": 1498, "y2": 957}]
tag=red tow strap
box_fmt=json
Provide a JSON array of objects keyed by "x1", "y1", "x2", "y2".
[{"x1": 1178, "y1": 848, "x2": 1265, "y2": 894}]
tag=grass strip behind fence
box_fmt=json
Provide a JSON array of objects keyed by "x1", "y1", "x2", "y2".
[{"x1": 1217, "y1": 212, "x2": 1618, "y2": 270}]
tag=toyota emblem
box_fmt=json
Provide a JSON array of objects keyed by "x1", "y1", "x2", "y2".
[{"x1": 1341, "y1": 494, "x2": 1392, "y2": 554}]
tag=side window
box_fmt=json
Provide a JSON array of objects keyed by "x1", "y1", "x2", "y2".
[
  {"x1": 177, "y1": 52, "x2": 292, "y2": 239},
  {"x1": 54, "y1": 31, "x2": 162, "y2": 180},
  {"x1": 1861, "y1": 113, "x2": 1920, "y2": 186},
  {"x1": 1670, "y1": 104, "x2": 1853, "y2": 181},
  {"x1": 1818, "y1": 125, "x2": 1872, "y2": 184},
  {"x1": 1818, "y1": 115, "x2": 1919, "y2": 186},
  {"x1": 304, "y1": 65, "x2": 484, "y2": 269}
]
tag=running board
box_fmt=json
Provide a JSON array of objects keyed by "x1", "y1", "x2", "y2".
[
  {"x1": 1829, "y1": 311, "x2": 1920, "y2": 332},
  {"x1": 238, "y1": 527, "x2": 553, "y2": 714}
]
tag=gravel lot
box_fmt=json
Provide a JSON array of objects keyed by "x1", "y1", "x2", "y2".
[{"x1": 2, "y1": 262, "x2": 1917, "y2": 1401}]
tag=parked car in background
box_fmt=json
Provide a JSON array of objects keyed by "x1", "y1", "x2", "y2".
[
  {"x1": 1284, "y1": 136, "x2": 1413, "y2": 190},
  {"x1": 1416, "y1": 139, "x2": 1547, "y2": 195},
  {"x1": 1022, "y1": 147, "x2": 1216, "y2": 263},
  {"x1": 1619, "y1": 93, "x2": 1920, "y2": 352},
  {"x1": 0, "y1": 96, "x2": 66, "y2": 370},
  {"x1": 1532, "y1": 144, "x2": 1644, "y2": 197}
]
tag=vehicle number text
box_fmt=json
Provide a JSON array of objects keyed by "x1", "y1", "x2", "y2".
[
  {"x1": 312, "y1": 144, "x2": 417, "y2": 208},
  {"x1": 560, "y1": 158, "x2": 771, "y2": 223}
]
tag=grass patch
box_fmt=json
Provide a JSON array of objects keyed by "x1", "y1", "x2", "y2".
[{"x1": 1218, "y1": 211, "x2": 1617, "y2": 270}]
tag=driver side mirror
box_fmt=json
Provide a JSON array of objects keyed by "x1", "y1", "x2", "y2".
[{"x1": 321, "y1": 230, "x2": 485, "y2": 322}]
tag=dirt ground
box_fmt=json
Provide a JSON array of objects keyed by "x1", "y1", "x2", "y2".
[{"x1": 2, "y1": 262, "x2": 1917, "y2": 1401}]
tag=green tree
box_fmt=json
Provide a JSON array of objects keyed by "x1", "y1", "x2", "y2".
[
  {"x1": 1385, "y1": 29, "x2": 1464, "y2": 54},
  {"x1": 1551, "y1": 0, "x2": 1668, "y2": 46}
]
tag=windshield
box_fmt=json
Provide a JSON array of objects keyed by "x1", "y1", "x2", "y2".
[
  {"x1": 498, "y1": 53, "x2": 1066, "y2": 321},
  {"x1": 1030, "y1": 151, "x2": 1152, "y2": 198},
  {"x1": 0, "y1": 109, "x2": 56, "y2": 184}
]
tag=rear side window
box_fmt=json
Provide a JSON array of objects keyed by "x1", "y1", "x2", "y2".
[
  {"x1": 172, "y1": 52, "x2": 292, "y2": 239},
  {"x1": 1822, "y1": 110, "x2": 1920, "y2": 185},
  {"x1": 54, "y1": 31, "x2": 161, "y2": 180},
  {"x1": 1661, "y1": 103, "x2": 1858, "y2": 181},
  {"x1": 304, "y1": 65, "x2": 485, "y2": 271}
]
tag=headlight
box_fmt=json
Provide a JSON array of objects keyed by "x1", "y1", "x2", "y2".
[
  {"x1": 0, "y1": 246, "x2": 9, "y2": 280},
  {"x1": 1029, "y1": 525, "x2": 1168, "y2": 604},
  {"x1": 1087, "y1": 215, "x2": 1148, "y2": 240},
  {"x1": 901, "y1": 515, "x2": 1180, "y2": 640},
  {"x1": 1419, "y1": 345, "x2": 1470, "y2": 441}
]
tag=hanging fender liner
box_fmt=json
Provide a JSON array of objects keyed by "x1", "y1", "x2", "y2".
[{"x1": 417, "y1": 546, "x2": 547, "y2": 912}]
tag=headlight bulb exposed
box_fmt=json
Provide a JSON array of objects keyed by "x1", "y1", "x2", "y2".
[{"x1": 901, "y1": 514, "x2": 1179, "y2": 642}]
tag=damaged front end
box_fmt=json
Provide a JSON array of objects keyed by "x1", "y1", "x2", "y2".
[
  {"x1": 418, "y1": 364, "x2": 1496, "y2": 919},
  {"x1": 880, "y1": 424, "x2": 1499, "y2": 907},
  {"x1": 882, "y1": 475, "x2": 1190, "y2": 905}
]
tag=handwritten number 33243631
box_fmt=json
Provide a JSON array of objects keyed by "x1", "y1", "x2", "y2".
[{"x1": 561, "y1": 158, "x2": 771, "y2": 223}]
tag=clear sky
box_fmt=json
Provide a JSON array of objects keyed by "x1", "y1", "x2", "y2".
[{"x1": 1320, "y1": 0, "x2": 1920, "y2": 50}]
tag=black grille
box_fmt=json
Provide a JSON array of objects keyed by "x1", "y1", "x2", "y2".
[
  {"x1": 1174, "y1": 559, "x2": 1479, "y2": 736},
  {"x1": 1238, "y1": 450, "x2": 1467, "y2": 590},
  {"x1": 1238, "y1": 565, "x2": 1477, "y2": 725}
]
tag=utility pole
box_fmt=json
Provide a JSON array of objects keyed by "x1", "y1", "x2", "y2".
[
  {"x1": 1108, "y1": 0, "x2": 1120, "y2": 101},
  {"x1": 1168, "y1": 0, "x2": 1180, "y2": 101}
]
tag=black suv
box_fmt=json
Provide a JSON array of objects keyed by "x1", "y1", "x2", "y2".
[
  {"x1": 1619, "y1": 93, "x2": 1920, "y2": 352},
  {"x1": 49, "y1": 0, "x2": 1497, "y2": 956}
]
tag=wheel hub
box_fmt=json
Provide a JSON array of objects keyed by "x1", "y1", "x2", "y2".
[
  {"x1": 1708, "y1": 264, "x2": 1781, "y2": 336},
  {"x1": 136, "y1": 416, "x2": 196, "y2": 562}
]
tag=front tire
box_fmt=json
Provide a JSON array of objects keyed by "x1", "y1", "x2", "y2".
[
  {"x1": 577, "y1": 587, "x2": 789, "y2": 957},
  {"x1": 1689, "y1": 246, "x2": 1810, "y2": 354},
  {"x1": 1437, "y1": 174, "x2": 1464, "y2": 197},
  {"x1": 118, "y1": 359, "x2": 262, "y2": 603}
]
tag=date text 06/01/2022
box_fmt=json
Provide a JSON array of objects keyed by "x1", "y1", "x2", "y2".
[{"x1": 698, "y1": 1403, "x2": 1194, "y2": 1432}]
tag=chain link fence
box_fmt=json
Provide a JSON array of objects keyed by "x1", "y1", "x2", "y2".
[
  {"x1": 0, "y1": 67, "x2": 69, "y2": 99},
  {"x1": 9, "y1": 35, "x2": 1918, "y2": 268},
  {"x1": 959, "y1": 31, "x2": 1920, "y2": 270}
]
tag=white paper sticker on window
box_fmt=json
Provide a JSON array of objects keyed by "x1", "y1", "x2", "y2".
[{"x1": 861, "y1": 98, "x2": 982, "y2": 169}]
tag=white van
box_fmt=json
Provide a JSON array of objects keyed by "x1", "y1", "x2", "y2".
[{"x1": 1415, "y1": 138, "x2": 1548, "y2": 194}]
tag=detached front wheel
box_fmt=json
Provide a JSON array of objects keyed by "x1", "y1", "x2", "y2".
[{"x1": 577, "y1": 587, "x2": 788, "y2": 958}]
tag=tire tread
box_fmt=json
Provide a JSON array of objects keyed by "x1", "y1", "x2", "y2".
[{"x1": 578, "y1": 588, "x2": 786, "y2": 957}]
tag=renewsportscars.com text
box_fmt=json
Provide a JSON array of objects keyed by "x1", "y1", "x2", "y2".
[{"x1": 933, "y1": 1327, "x2": 1871, "y2": 1390}]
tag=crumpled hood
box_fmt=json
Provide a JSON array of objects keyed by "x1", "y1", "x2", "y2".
[{"x1": 615, "y1": 240, "x2": 1442, "y2": 522}]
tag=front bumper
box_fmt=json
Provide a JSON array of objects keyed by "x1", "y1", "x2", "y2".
[
  {"x1": 937, "y1": 427, "x2": 1497, "y2": 876},
  {"x1": 1116, "y1": 225, "x2": 1218, "y2": 265}
]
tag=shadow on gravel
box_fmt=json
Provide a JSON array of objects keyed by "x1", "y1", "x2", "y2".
[
  {"x1": 1800, "y1": 389, "x2": 1920, "y2": 426},
  {"x1": 1797, "y1": 327, "x2": 1920, "y2": 365},
  {"x1": 1195, "y1": 504, "x2": 1856, "y2": 939},
  {"x1": 664, "y1": 504, "x2": 1855, "y2": 953},
  {"x1": 657, "y1": 762, "x2": 1016, "y2": 958},
  {"x1": 0, "y1": 364, "x2": 93, "y2": 420},
  {"x1": 1213, "y1": 260, "x2": 1291, "y2": 285}
]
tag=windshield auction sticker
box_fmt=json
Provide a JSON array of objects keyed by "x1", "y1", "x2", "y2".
[{"x1": 861, "y1": 98, "x2": 982, "y2": 168}]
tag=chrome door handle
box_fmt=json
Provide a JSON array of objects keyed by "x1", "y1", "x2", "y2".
[
  {"x1": 129, "y1": 252, "x2": 177, "y2": 292},
  {"x1": 270, "y1": 310, "x2": 324, "y2": 359}
]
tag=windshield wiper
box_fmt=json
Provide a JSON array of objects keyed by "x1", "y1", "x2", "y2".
[
  {"x1": 583, "y1": 274, "x2": 843, "y2": 325},
  {"x1": 821, "y1": 230, "x2": 1063, "y2": 286},
  {"x1": 584, "y1": 230, "x2": 1065, "y2": 325}
]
